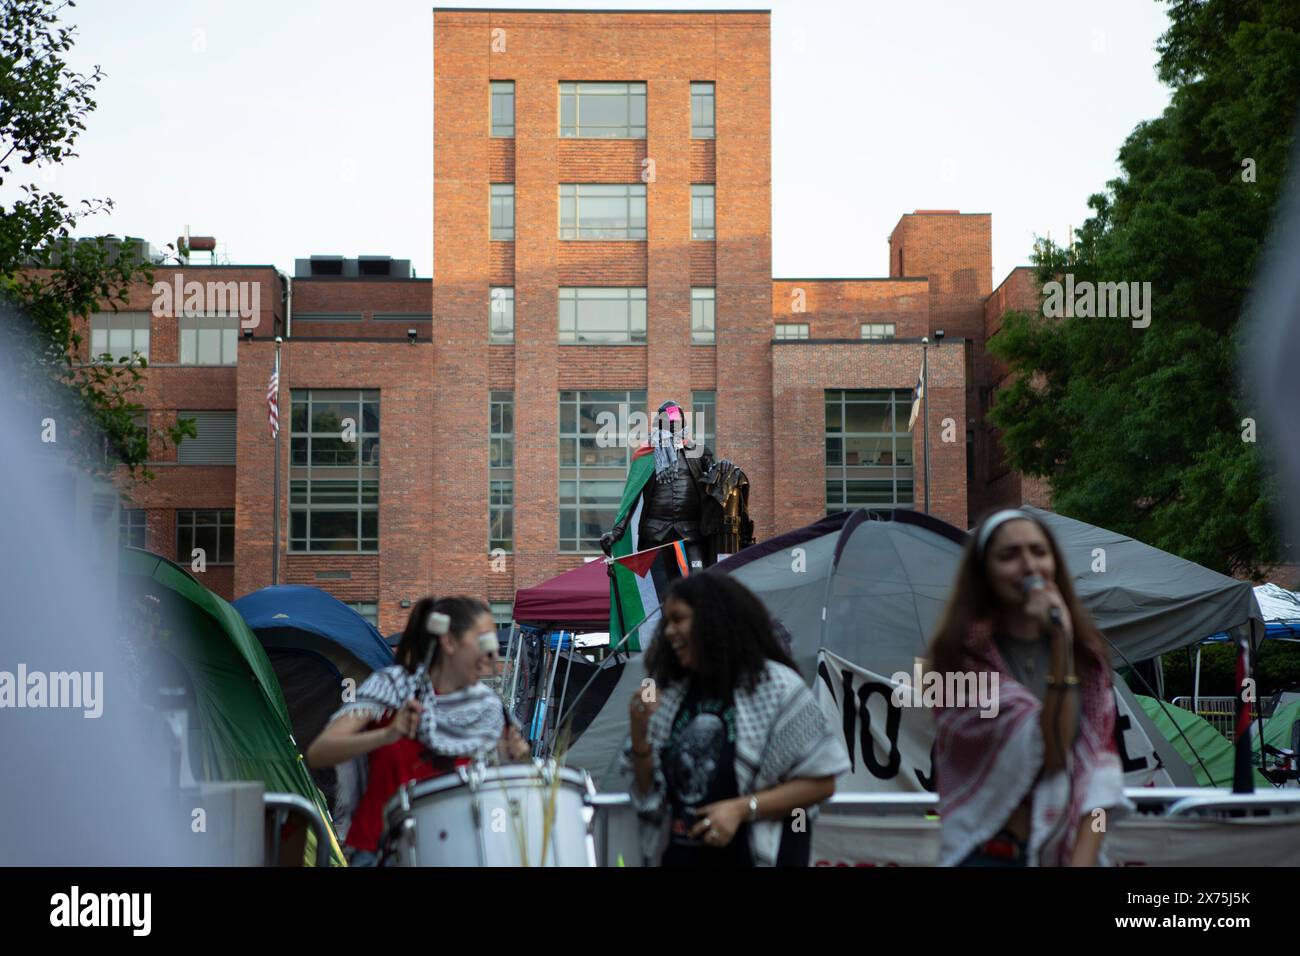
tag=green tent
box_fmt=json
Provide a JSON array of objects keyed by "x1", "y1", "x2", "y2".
[
  {"x1": 120, "y1": 548, "x2": 345, "y2": 865},
  {"x1": 1136, "y1": 695, "x2": 1272, "y2": 789}
]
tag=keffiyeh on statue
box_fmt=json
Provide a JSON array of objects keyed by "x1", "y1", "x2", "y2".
[{"x1": 332, "y1": 664, "x2": 504, "y2": 759}]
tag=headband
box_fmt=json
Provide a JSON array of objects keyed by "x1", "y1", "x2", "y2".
[{"x1": 975, "y1": 509, "x2": 1032, "y2": 558}]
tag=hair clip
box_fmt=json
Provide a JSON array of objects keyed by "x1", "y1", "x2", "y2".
[{"x1": 426, "y1": 611, "x2": 450, "y2": 635}]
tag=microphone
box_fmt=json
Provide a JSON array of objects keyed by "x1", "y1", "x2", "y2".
[{"x1": 1021, "y1": 574, "x2": 1063, "y2": 629}]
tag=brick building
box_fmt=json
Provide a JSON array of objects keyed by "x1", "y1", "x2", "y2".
[{"x1": 93, "y1": 8, "x2": 1044, "y2": 634}]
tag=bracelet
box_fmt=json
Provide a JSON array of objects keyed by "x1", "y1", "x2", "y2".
[
  {"x1": 747, "y1": 794, "x2": 760, "y2": 822},
  {"x1": 631, "y1": 745, "x2": 653, "y2": 757},
  {"x1": 1047, "y1": 679, "x2": 1081, "y2": 690}
]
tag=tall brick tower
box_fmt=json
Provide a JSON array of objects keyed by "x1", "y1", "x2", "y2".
[{"x1": 432, "y1": 9, "x2": 773, "y2": 606}]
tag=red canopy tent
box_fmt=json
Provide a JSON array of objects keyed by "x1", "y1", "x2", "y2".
[{"x1": 513, "y1": 558, "x2": 610, "y2": 627}]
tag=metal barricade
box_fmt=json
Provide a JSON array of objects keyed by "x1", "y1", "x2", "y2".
[
  {"x1": 1171, "y1": 696, "x2": 1260, "y2": 740},
  {"x1": 264, "y1": 792, "x2": 332, "y2": 867}
]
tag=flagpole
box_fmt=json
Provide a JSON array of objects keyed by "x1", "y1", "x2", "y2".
[
  {"x1": 272, "y1": 337, "x2": 282, "y2": 586},
  {"x1": 922, "y1": 337, "x2": 931, "y2": 514}
]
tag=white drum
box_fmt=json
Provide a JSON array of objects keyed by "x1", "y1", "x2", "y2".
[{"x1": 382, "y1": 762, "x2": 597, "y2": 867}]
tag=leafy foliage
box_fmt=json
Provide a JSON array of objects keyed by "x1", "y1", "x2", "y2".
[
  {"x1": 988, "y1": 0, "x2": 1300, "y2": 577},
  {"x1": 1, "y1": 0, "x2": 191, "y2": 479}
]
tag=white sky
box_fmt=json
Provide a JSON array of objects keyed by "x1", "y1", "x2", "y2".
[{"x1": 20, "y1": 0, "x2": 1174, "y2": 286}]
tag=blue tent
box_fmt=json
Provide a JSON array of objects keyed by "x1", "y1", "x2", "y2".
[{"x1": 234, "y1": 585, "x2": 394, "y2": 810}]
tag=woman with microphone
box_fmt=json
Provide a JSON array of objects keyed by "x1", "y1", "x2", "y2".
[{"x1": 927, "y1": 509, "x2": 1130, "y2": 866}]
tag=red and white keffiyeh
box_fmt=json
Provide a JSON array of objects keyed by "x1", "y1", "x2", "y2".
[{"x1": 933, "y1": 621, "x2": 1130, "y2": 866}]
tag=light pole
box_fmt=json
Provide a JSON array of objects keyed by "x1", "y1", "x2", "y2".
[{"x1": 921, "y1": 337, "x2": 930, "y2": 514}]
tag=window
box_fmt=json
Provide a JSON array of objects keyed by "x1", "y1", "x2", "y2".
[
  {"x1": 559, "y1": 82, "x2": 646, "y2": 138},
  {"x1": 691, "y1": 82, "x2": 715, "y2": 138},
  {"x1": 176, "y1": 411, "x2": 236, "y2": 465},
  {"x1": 691, "y1": 288, "x2": 715, "y2": 343},
  {"x1": 89, "y1": 312, "x2": 149, "y2": 364},
  {"x1": 176, "y1": 509, "x2": 235, "y2": 565},
  {"x1": 775, "y1": 323, "x2": 809, "y2": 340},
  {"x1": 825, "y1": 389, "x2": 914, "y2": 514},
  {"x1": 490, "y1": 391, "x2": 514, "y2": 553},
  {"x1": 289, "y1": 389, "x2": 380, "y2": 552},
  {"x1": 691, "y1": 185, "x2": 715, "y2": 239},
  {"x1": 491, "y1": 81, "x2": 515, "y2": 137},
  {"x1": 345, "y1": 602, "x2": 379, "y2": 627},
  {"x1": 119, "y1": 509, "x2": 147, "y2": 550},
  {"x1": 559, "y1": 288, "x2": 646, "y2": 344},
  {"x1": 491, "y1": 184, "x2": 515, "y2": 240},
  {"x1": 559, "y1": 184, "x2": 646, "y2": 240},
  {"x1": 559, "y1": 389, "x2": 647, "y2": 552},
  {"x1": 490, "y1": 287, "x2": 515, "y2": 343},
  {"x1": 180, "y1": 314, "x2": 240, "y2": 365},
  {"x1": 692, "y1": 390, "x2": 716, "y2": 450},
  {"x1": 861, "y1": 323, "x2": 896, "y2": 340}
]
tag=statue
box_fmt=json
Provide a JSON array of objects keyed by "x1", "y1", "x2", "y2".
[{"x1": 601, "y1": 400, "x2": 754, "y2": 648}]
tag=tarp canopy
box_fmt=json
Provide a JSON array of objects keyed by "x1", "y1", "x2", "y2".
[
  {"x1": 119, "y1": 549, "x2": 344, "y2": 864},
  {"x1": 1202, "y1": 583, "x2": 1300, "y2": 642},
  {"x1": 1021, "y1": 507, "x2": 1265, "y2": 662},
  {"x1": 514, "y1": 557, "x2": 610, "y2": 628}
]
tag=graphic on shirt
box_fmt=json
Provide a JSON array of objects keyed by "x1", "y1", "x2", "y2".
[{"x1": 667, "y1": 712, "x2": 727, "y2": 805}]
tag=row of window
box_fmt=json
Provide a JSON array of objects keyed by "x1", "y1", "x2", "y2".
[
  {"x1": 490, "y1": 183, "x2": 714, "y2": 241},
  {"x1": 120, "y1": 387, "x2": 911, "y2": 557},
  {"x1": 120, "y1": 508, "x2": 236, "y2": 565},
  {"x1": 775, "y1": 323, "x2": 898, "y2": 341},
  {"x1": 90, "y1": 313, "x2": 246, "y2": 365},
  {"x1": 490, "y1": 294, "x2": 895, "y2": 345},
  {"x1": 490, "y1": 81, "x2": 716, "y2": 140},
  {"x1": 492, "y1": 287, "x2": 714, "y2": 345}
]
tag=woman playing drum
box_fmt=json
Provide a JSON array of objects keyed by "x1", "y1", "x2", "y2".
[{"x1": 307, "y1": 595, "x2": 524, "y2": 866}]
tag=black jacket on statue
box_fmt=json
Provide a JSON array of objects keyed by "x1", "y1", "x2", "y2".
[{"x1": 612, "y1": 443, "x2": 715, "y2": 547}]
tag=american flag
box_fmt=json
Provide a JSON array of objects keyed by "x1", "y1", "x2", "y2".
[{"x1": 266, "y1": 362, "x2": 280, "y2": 439}]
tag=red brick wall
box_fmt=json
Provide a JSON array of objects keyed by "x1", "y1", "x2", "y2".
[
  {"x1": 557, "y1": 242, "x2": 647, "y2": 285},
  {"x1": 771, "y1": 278, "x2": 930, "y2": 339},
  {"x1": 983, "y1": 266, "x2": 1051, "y2": 512},
  {"x1": 291, "y1": 277, "x2": 431, "y2": 340},
  {"x1": 771, "y1": 341, "x2": 968, "y2": 532},
  {"x1": 234, "y1": 339, "x2": 435, "y2": 633}
]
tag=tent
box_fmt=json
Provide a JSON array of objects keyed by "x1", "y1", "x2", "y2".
[
  {"x1": 233, "y1": 585, "x2": 394, "y2": 811},
  {"x1": 567, "y1": 507, "x2": 1256, "y2": 791},
  {"x1": 513, "y1": 557, "x2": 611, "y2": 629},
  {"x1": 119, "y1": 548, "x2": 344, "y2": 865}
]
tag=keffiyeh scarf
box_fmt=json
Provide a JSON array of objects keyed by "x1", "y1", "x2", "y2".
[
  {"x1": 622, "y1": 659, "x2": 850, "y2": 866},
  {"x1": 650, "y1": 428, "x2": 687, "y2": 482},
  {"x1": 933, "y1": 621, "x2": 1131, "y2": 866},
  {"x1": 332, "y1": 664, "x2": 504, "y2": 758}
]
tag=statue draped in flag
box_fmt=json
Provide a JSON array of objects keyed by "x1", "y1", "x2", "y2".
[{"x1": 600, "y1": 400, "x2": 753, "y2": 650}]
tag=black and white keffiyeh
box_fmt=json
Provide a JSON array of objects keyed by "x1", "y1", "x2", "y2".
[
  {"x1": 332, "y1": 664, "x2": 504, "y2": 758},
  {"x1": 621, "y1": 659, "x2": 850, "y2": 866},
  {"x1": 651, "y1": 428, "x2": 689, "y2": 482}
]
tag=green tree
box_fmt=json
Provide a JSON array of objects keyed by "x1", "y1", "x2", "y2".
[
  {"x1": 1, "y1": 0, "x2": 191, "y2": 479},
  {"x1": 988, "y1": 0, "x2": 1300, "y2": 577}
]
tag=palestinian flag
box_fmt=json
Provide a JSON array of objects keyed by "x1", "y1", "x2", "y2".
[{"x1": 609, "y1": 444, "x2": 690, "y2": 651}]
